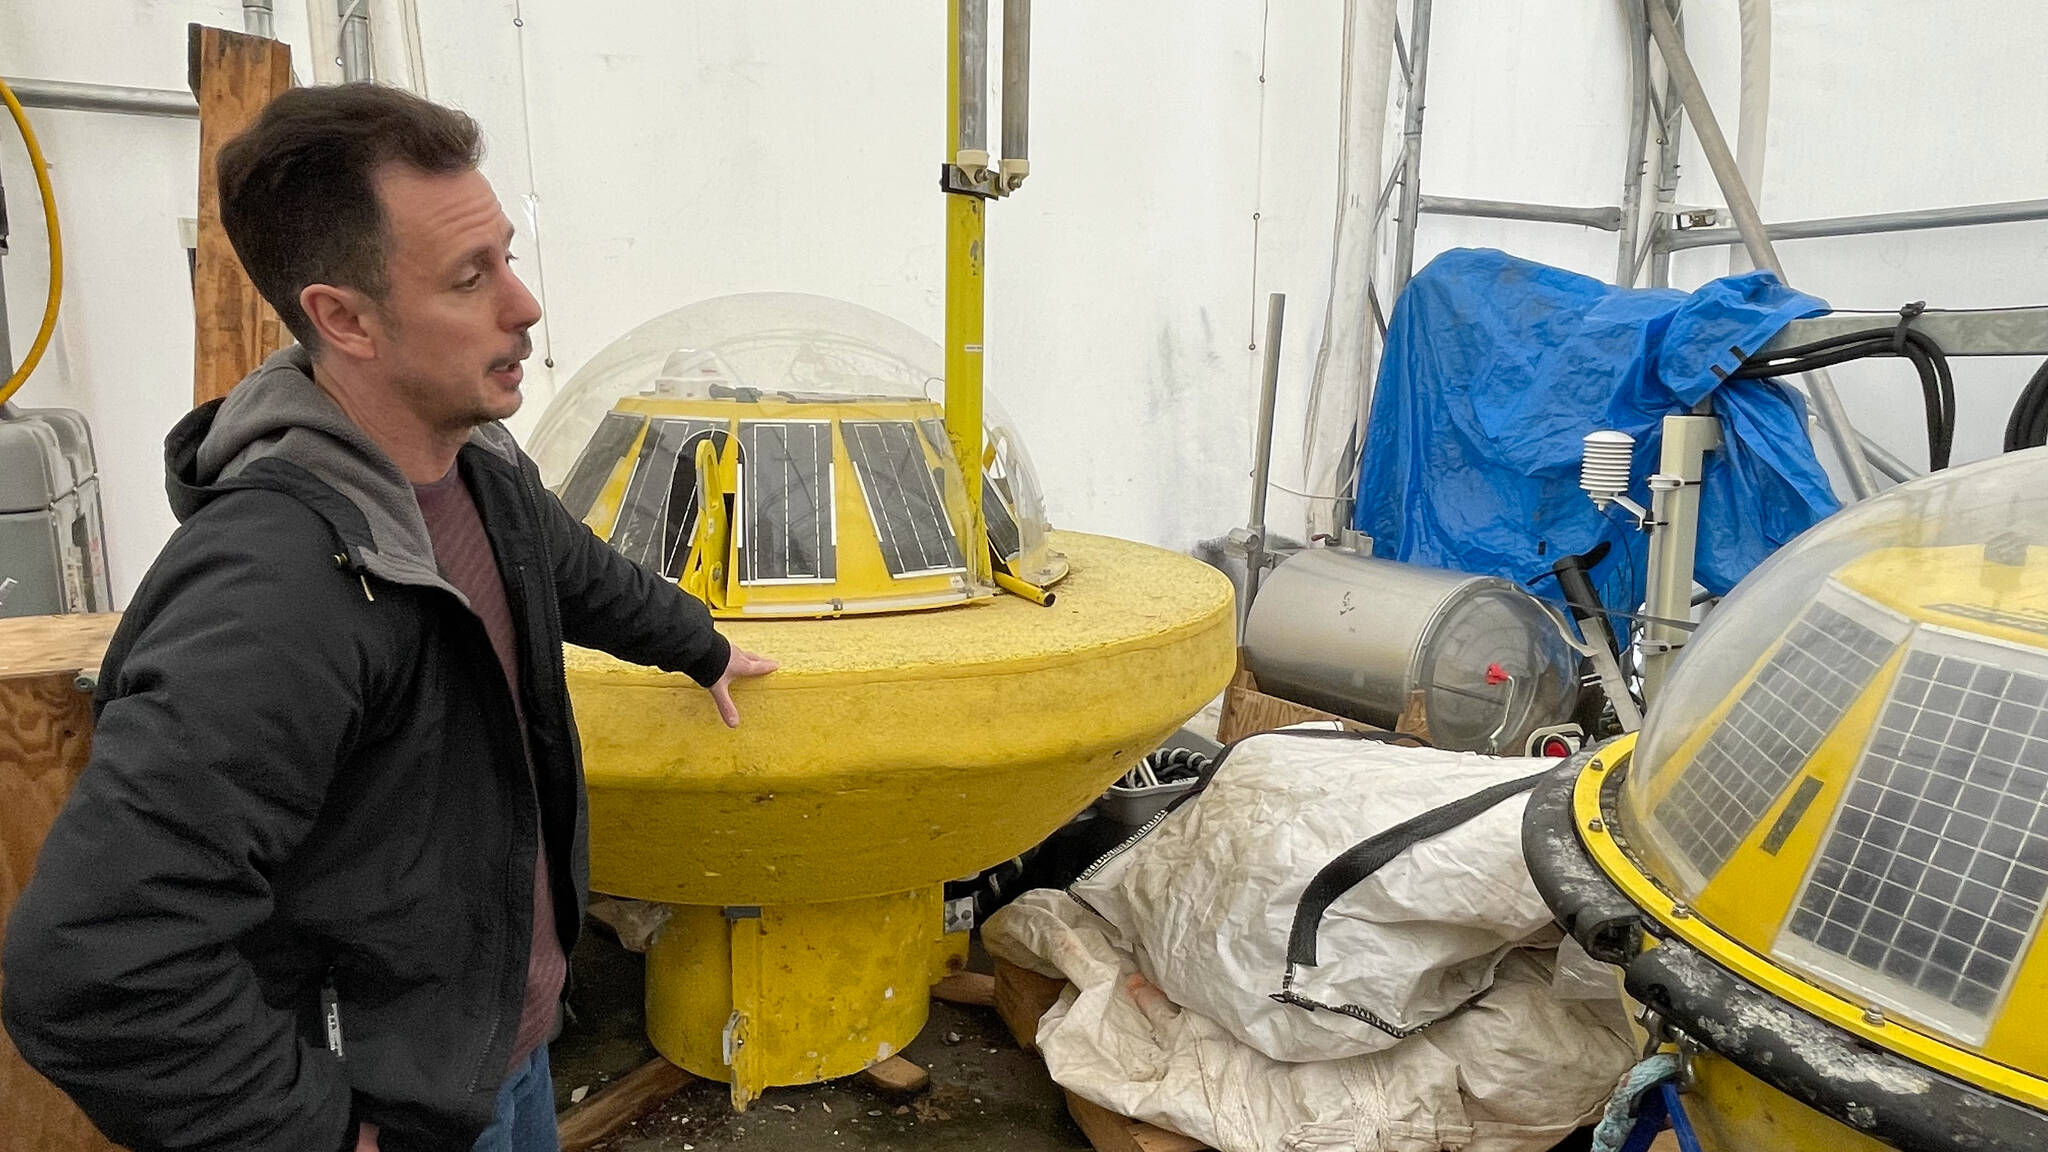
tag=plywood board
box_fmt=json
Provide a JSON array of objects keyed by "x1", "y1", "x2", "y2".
[
  {"x1": 0, "y1": 613, "x2": 119, "y2": 679},
  {"x1": 1, "y1": 670, "x2": 119, "y2": 1152}
]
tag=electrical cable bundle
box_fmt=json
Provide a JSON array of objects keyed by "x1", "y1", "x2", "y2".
[
  {"x1": 1729, "y1": 307, "x2": 1956, "y2": 471},
  {"x1": 2005, "y1": 358, "x2": 2048, "y2": 452},
  {"x1": 1117, "y1": 746, "x2": 1212, "y2": 791}
]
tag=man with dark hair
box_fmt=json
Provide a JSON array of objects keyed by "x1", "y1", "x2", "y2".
[{"x1": 2, "y1": 83, "x2": 775, "y2": 1152}]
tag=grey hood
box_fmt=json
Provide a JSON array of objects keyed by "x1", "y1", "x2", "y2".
[{"x1": 169, "y1": 344, "x2": 522, "y2": 597}]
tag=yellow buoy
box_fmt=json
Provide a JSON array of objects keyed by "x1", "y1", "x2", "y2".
[
  {"x1": 532, "y1": 295, "x2": 1235, "y2": 1106},
  {"x1": 571, "y1": 531, "x2": 1233, "y2": 1103},
  {"x1": 1527, "y1": 448, "x2": 2048, "y2": 1151}
]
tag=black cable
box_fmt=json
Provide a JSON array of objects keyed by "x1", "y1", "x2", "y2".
[
  {"x1": 2005, "y1": 358, "x2": 2048, "y2": 452},
  {"x1": 1141, "y1": 747, "x2": 1212, "y2": 784},
  {"x1": 1731, "y1": 322, "x2": 1956, "y2": 470}
]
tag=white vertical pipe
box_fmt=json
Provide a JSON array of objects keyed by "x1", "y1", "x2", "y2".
[{"x1": 1303, "y1": 0, "x2": 1398, "y2": 540}]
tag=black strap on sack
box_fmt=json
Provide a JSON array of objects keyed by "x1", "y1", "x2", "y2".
[{"x1": 1269, "y1": 767, "x2": 1551, "y2": 1038}]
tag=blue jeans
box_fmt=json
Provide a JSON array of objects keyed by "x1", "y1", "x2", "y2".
[{"x1": 471, "y1": 1046, "x2": 558, "y2": 1152}]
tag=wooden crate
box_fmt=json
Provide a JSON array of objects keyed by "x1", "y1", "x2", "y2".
[
  {"x1": 1216, "y1": 662, "x2": 1427, "y2": 746},
  {"x1": 1, "y1": 613, "x2": 123, "y2": 1152}
]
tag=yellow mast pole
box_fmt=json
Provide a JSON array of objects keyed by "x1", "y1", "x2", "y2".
[{"x1": 945, "y1": 0, "x2": 990, "y2": 584}]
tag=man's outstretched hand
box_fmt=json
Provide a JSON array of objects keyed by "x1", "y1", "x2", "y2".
[{"x1": 710, "y1": 644, "x2": 779, "y2": 728}]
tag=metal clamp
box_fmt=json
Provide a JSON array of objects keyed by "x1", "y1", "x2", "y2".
[{"x1": 941, "y1": 162, "x2": 999, "y2": 198}]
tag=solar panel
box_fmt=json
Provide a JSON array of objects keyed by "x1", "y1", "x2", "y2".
[
  {"x1": 1779, "y1": 628, "x2": 2048, "y2": 1041},
  {"x1": 738, "y1": 421, "x2": 836, "y2": 584},
  {"x1": 843, "y1": 421, "x2": 965, "y2": 578},
  {"x1": 608, "y1": 419, "x2": 723, "y2": 573},
  {"x1": 559, "y1": 412, "x2": 646, "y2": 520},
  {"x1": 1652, "y1": 584, "x2": 1909, "y2": 887},
  {"x1": 984, "y1": 477, "x2": 1022, "y2": 565}
]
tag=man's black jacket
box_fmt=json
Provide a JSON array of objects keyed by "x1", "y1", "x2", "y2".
[{"x1": 1, "y1": 347, "x2": 729, "y2": 1151}]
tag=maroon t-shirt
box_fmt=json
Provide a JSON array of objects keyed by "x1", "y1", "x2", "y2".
[{"x1": 414, "y1": 466, "x2": 566, "y2": 1070}]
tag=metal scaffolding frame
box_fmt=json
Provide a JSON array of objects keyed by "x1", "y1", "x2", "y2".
[{"x1": 1373, "y1": 0, "x2": 2048, "y2": 503}]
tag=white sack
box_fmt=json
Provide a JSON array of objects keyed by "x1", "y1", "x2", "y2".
[
  {"x1": 1070, "y1": 731, "x2": 1560, "y2": 1062},
  {"x1": 984, "y1": 891, "x2": 1632, "y2": 1152}
]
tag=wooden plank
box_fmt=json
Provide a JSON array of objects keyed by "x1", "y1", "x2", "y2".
[
  {"x1": 1217, "y1": 664, "x2": 1427, "y2": 746},
  {"x1": 188, "y1": 23, "x2": 294, "y2": 407},
  {"x1": 556, "y1": 1056, "x2": 694, "y2": 1152},
  {"x1": 993, "y1": 957, "x2": 1067, "y2": 1056},
  {"x1": 854, "y1": 1053, "x2": 930, "y2": 1098},
  {"x1": 0, "y1": 613, "x2": 119, "y2": 679},
  {"x1": 930, "y1": 970, "x2": 996, "y2": 1006},
  {"x1": 992, "y1": 963, "x2": 1210, "y2": 1152},
  {"x1": 1, "y1": 670, "x2": 121, "y2": 1152},
  {"x1": 1063, "y1": 1089, "x2": 1211, "y2": 1152}
]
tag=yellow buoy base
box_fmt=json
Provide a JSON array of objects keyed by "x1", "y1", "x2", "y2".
[
  {"x1": 645, "y1": 886, "x2": 961, "y2": 1109},
  {"x1": 1684, "y1": 1052, "x2": 1894, "y2": 1152}
]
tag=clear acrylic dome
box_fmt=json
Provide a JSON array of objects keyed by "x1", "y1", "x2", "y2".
[
  {"x1": 528, "y1": 293, "x2": 952, "y2": 482},
  {"x1": 1619, "y1": 448, "x2": 2048, "y2": 1047},
  {"x1": 526, "y1": 293, "x2": 1065, "y2": 604}
]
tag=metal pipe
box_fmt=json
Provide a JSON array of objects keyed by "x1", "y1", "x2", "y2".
[
  {"x1": 944, "y1": 0, "x2": 990, "y2": 582},
  {"x1": 993, "y1": 570, "x2": 1054, "y2": 606},
  {"x1": 1389, "y1": 0, "x2": 1433, "y2": 293},
  {"x1": 1642, "y1": 414, "x2": 1721, "y2": 699},
  {"x1": 1418, "y1": 195, "x2": 1623, "y2": 231},
  {"x1": 1666, "y1": 198, "x2": 2048, "y2": 253},
  {"x1": 1642, "y1": 0, "x2": 1876, "y2": 500},
  {"x1": 1615, "y1": 0, "x2": 1652, "y2": 284},
  {"x1": 956, "y1": 0, "x2": 988, "y2": 156},
  {"x1": 1645, "y1": 3, "x2": 1683, "y2": 289},
  {"x1": 1, "y1": 76, "x2": 197, "y2": 119},
  {"x1": 1244, "y1": 293, "x2": 1286, "y2": 631},
  {"x1": 1000, "y1": 0, "x2": 1029, "y2": 164},
  {"x1": 1857, "y1": 432, "x2": 1917, "y2": 484},
  {"x1": 244, "y1": 0, "x2": 275, "y2": 38},
  {"x1": 1765, "y1": 304, "x2": 2048, "y2": 358},
  {"x1": 339, "y1": 0, "x2": 373, "y2": 83},
  {"x1": 1643, "y1": 0, "x2": 1776, "y2": 279}
]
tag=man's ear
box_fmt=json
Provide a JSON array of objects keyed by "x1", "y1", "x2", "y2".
[{"x1": 300, "y1": 283, "x2": 382, "y2": 362}]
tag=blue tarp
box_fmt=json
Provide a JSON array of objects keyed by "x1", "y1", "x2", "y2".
[{"x1": 1355, "y1": 248, "x2": 1839, "y2": 629}]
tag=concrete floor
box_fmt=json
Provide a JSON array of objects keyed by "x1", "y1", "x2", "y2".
[
  {"x1": 550, "y1": 925, "x2": 1091, "y2": 1152},
  {"x1": 551, "y1": 922, "x2": 1598, "y2": 1152}
]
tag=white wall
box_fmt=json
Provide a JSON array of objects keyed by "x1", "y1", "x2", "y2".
[
  {"x1": 6, "y1": 1, "x2": 2048, "y2": 606},
  {"x1": 0, "y1": 3, "x2": 313, "y2": 604}
]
